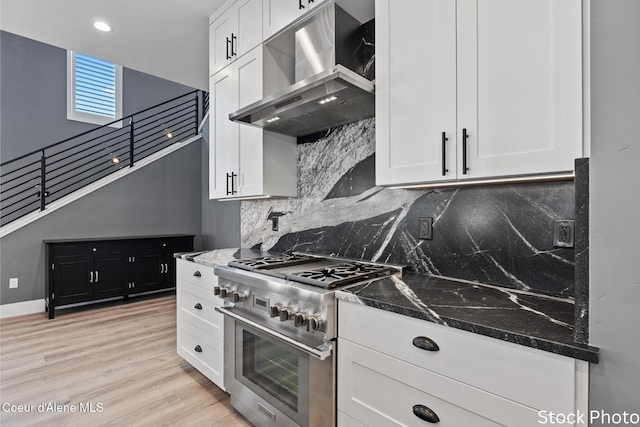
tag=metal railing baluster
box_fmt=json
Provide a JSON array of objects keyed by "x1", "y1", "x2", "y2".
[
  {"x1": 0, "y1": 90, "x2": 207, "y2": 226},
  {"x1": 40, "y1": 151, "x2": 46, "y2": 211},
  {"x1": 129, "y1": 118, "x2": 135, "y2": 168}
]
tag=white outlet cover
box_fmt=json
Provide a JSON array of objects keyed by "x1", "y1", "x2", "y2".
[{"x1": 9, "y1": 278, "x2": 18, "y2": 288}]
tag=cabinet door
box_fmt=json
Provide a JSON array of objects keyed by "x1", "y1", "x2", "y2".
[
  {"x1": 210, "y1": 7, "x2": 235, "y2": 76},
  {"x1": 52, "y1": 256, "x2": 93, "y2": 305},
  {"x1": 456, "y1": 0, "x2": 582, "y2": 178},
  {"x1": 209, "y1": 67, "x2": 240, "y2": 199},
  {"x1": 94, "y1": 253, "x2": 130, "y2": 299},
  {"x1": 375, "y1": 0, "x2": 457, "y2": 186},
  {"x1": 133, "y1": 252, "x2": 163, "y2": 293},
  {"x1": 263, "y1": 0, "x2": 307, "y2": 40},
  {"x1": 236, "y1": 0, "x2": 263, "y2": 57},
  {"x1": 236, "y1": 47, "x2": 265, "y2": 197}
]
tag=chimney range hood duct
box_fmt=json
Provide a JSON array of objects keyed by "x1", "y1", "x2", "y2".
[{"x1": 229, "y1": 4, "x2": 374, "y2": 137}]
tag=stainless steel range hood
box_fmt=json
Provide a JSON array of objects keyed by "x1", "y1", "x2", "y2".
[{"x1": 229, "y1": 3, "x2": 375, "y2": 137}]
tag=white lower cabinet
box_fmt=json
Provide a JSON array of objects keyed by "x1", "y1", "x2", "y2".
[
  {"x1": 337, "y1": 302, "x2": 589, "y2": 427},
  {"x1": 176, "y1": 259, "x2": 225, "y2": 390}
]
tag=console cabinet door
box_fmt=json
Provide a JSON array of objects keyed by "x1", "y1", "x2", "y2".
[
  {"x1": 93, "y1": 253, "x2": 130, "y2": 299},
  {"x1": 132, "y1": 251, "x2": 164, "y2": 293},
  {"x1": 456, "y1": 0, "x2": 583, "y2": 178},
  {"x1": 53, "y1": 255, "x2": 94, "y2": 305},
  {"x1": 375, "y1": 0, "x2": 457, "y2": 186}
]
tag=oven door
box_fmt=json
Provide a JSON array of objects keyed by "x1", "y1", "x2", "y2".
[{"x1": 218, "y1": 307, "x2": 335, "y2": 427}]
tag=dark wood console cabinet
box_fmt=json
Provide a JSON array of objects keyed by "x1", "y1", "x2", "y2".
[{"x1": 45, "y1": 235, "x2": 194, "y2": 319}]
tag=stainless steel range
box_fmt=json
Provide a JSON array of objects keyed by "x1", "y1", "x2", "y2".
[{"x1": 214, "y1": 253, "x2": 401, "y2": 427}]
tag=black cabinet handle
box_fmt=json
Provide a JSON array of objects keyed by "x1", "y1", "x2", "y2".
[
  {"x1": 412, "y1": 336, "x2": 440, "y2": 352},
  {"x1": 194, "y1": 345, "x2": 202, "y2": 353},
  {"x1": 299, "y1": 0, "x2": 305, "y2": 9},
  {"x1": 194, "y1": 303, "x2": 203, "y2": 310},
  {"x1": 231, "y1": 172, "x2": 238, "y2": 195},
  {"x1": 441, "y1": 132, "x2": 448, "y2": 176},
  {"x1": 462, "y1": 128, "x2": 469, "y2": 174},
  {"x1": 226, "y1": 37, "x2": 231, "y2": 60},
  {"x1": 413, "y1": 405, "x2": 440, "y2": 423},
  {"x1": 226, "y1": 172, "x2": 231, "y2": 195},
  {"x1": 231, "y1": 33, "x2": 237, "y2": 56},
  {"x1": 193, "y1": 271, "x2": 202, "y2": 277}
]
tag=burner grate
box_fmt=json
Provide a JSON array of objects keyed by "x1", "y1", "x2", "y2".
[
  {"x1": 228, "y1": 254, "x2": 316, "y2": 271},
  {"x1": 287, "y1": 262, "x2": 393, "y2": 289}
]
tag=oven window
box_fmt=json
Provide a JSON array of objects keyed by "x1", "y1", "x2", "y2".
[{"x1": 242, "y1": 330, "x2": 299, "y2": 412}]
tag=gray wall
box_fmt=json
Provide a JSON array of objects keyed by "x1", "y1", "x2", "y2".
[
  {"x1": 200, "y1": 117, "x2": 241, "y2": 249},
  {"x1": 0, "y1": 31, "x2": 206, "y2": 305},
  {"x1": 0, "y1": 31, "x2": 193, "y2": 161},
  {"x1": 589, "y1": 0, "x2": 640, "y2": 418},
  {"x1": 0, "y1": 142, "x2": 202, "y2": 304}
]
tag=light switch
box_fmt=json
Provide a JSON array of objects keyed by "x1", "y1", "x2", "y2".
[{"x1": 9, "y1": 278, "x2": 18, "y2": 289}]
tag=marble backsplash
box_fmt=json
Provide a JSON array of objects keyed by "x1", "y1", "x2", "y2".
[{"x1": 241, "y1": 118, "x2": 576, "y2": 297}]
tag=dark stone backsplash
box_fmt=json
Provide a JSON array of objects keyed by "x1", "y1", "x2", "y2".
[{"x1": 241, "y1": 119, "x2": 577, "y2": 297}]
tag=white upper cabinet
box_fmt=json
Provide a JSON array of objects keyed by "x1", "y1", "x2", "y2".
[
  {"x1": 262, "y1": 0, "x2": 329, "y2": 40},
  {"x1": 210, "y1": 0, "x2": 263, "y2": 76},
  {"x1": 375, "y1": 0, "x2": 457, "y2": 185},
  {"x1": 209, "y1": 46, "x2": 297, "y2": 200},
  {"x1": 376, "y1": 0, "x2": 583, "y2": 186}
]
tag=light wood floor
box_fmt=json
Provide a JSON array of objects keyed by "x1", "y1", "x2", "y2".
[{"x1": 0, "y1": 295, "x2": 252, "y2": 427}]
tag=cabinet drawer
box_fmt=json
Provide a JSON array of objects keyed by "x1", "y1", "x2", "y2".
[
  {"x1": 339, "y1": 302, "x2": 577, "y2": 412},
  {"x1": 338, "y1": 339, "x2": 540, "y2": 427},
  {"x1": 178, "y1": 281, "x2": 224, "y2": 341},
  {"x1": 177, "y1": 317, "x2": 224, "y2": 390},
  {"x1": 176, "y1": 259, "x2": 217, "y2": 290}
]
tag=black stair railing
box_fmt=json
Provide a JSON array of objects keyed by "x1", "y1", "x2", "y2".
[{"x1": 0, "y1": 90, "x2": 208, "y2": 227}]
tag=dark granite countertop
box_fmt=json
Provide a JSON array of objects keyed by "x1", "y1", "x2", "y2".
[
  {"x1": 175, "y1": 249, "x2": 599, "y2": 363},
  {"x1": 336, "y1": 272, "x2": 599, "y2": 363}
]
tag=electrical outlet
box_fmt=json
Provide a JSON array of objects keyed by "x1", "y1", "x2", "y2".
[
  {"x1": 9, "y1": 278, "x2": 18, "y2": 289},
  {"x1": 553, "y1": 220, "x2": 575, "y2": 248},
  {"x1": 419, "y1": 217, "x2": 433, "y2": 240}
]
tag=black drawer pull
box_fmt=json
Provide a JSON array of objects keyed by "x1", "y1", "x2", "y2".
[
  {"x1": 412, "y1": 336, "x2": 440, "y2": 352},
  {"x1": 413, "y1": 404, "x2": 440, "y2": 423},
  {"x1": 194, "y1": 345, "x2": 202, "y2": 353},
  {"x1": 194, "y1": 303, "x2": 203, "y2": 310},
  {"x1": 193, "y1": 271, "x2": 202, "y2": 277}
]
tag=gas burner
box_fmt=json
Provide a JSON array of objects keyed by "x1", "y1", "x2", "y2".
[
  {"x1": 287, "y1": 262, "x2": 394, "y2": 289},
  {"x1": 228, "y1": 254, "x2": 315, "y2": 271}
]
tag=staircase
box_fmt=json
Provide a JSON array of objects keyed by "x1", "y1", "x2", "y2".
[{"x1": 0, "y1": 90, "x2": 209, "y2": 235}]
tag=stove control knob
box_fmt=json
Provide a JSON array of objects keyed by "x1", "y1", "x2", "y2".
[
  {"x1": 279, "y1": 308, "x2": 293, "y2": 322},
  {"x1": 307, "y1": 316, "x2": 323, "y2": 332},
  {"x1": 213, "y1": 286, "x2": 221, "y2": 296},
  {"x1": 219, "y1": 287, "x2": 229, "y2": 298},
  {"x1": 269, "y1": 305, "x2": 281, "y2": 318},
  {"x1": 231, "y1": 291, "x2": 247, "y2": 303},
  {"x1": 294, "y1": 313, "x2": 307, "y2": 328}
]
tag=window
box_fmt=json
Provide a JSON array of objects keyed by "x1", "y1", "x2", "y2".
[{"x1": 67, "y1": 51, "x2": 122, "y2": 126}]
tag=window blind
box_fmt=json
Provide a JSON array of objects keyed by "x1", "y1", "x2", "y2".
[{"x1": 74, "y1": 53, "x2": 117, "y2": 118}]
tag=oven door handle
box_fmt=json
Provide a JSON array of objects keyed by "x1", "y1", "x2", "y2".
[{"x1": 215, "y1": 307, "x2": 333, "y2": 361}]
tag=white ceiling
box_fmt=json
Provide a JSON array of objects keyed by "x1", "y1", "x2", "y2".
[{"x1": 0, "y1": 0, "x2": 227, "y2": 90}]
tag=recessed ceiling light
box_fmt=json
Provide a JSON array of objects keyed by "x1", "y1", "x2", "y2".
[{"x1": 93, "y1": 21, "x2": 112, "y2": 32}]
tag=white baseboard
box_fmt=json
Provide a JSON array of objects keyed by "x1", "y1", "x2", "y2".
[{"x1": 0, "y1": 299, "x2": 46, "y2": 319}]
